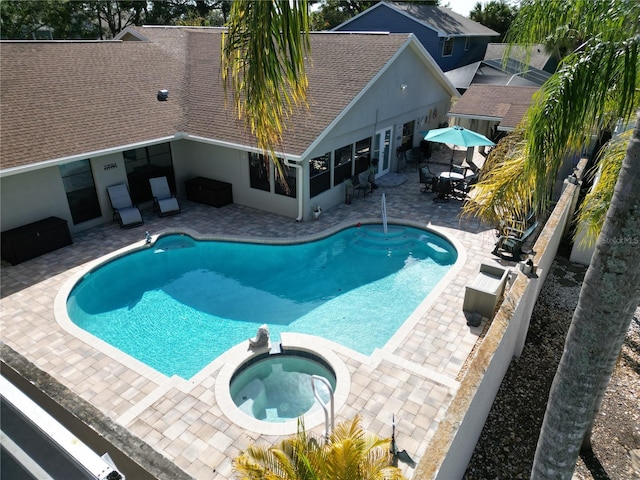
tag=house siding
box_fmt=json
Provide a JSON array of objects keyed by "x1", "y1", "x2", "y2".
[
  {"x1": 0, "y1": 168, "x2": 71, "y2": 232},
  {"x1": 333, "y1": 6, "x2": 492, "y2": 71},
  {"x1": 303, "y1": 45, "x2": 453, "y2": 213}
]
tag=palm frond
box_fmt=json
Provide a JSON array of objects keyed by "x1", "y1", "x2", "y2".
[
  {"x1": 575, "y1": 128, "x2": 633, "y2": 247},
  {"x1": 462, "y1": 127, "x2": 538, "y2": 229},
  {"x1": 222, "y1": 0, "x2": 310, "y2": 186},
  {"x1": 495, "y1": 0, "x2": 640, "y2": 226}
]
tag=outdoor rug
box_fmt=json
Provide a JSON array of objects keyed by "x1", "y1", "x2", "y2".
[{"x1": 376, "y1": 173, "x2": 408, "y2": 188}]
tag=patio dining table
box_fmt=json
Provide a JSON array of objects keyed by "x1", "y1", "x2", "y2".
[{"x1": 438, "y1": 171, "x2": 464, "y2": 181}]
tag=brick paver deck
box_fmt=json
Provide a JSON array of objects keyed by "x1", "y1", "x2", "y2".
[{"x1": 1, "y1": 146, "x2": 507, "y2": 479}]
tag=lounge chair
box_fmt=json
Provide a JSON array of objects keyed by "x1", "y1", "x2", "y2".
[
  {"x1": 106, "y1": 183, "x2": 144, "y2": 228},
  {"x1": 493, "y1": 217, "x2": 539, "y2": 261},
  {"x1": 149, "y1": 176, "x2": 180, "y2": 216}
]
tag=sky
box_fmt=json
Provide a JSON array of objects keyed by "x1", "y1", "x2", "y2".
[{"x1": 444, "y1": 0, "x2": 486, "y2": 17}]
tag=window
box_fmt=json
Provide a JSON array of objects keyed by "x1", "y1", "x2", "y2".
[
  {"x1": 248, "y1": 152, "x2": 270, "y2": 191},
  {"x1": 354, "y1": 137, "x2": 371, "y2": 174},
  {"x1": 123, "y1": 143, "x2": 175, "y2": 204},
  {"x1": 401, "y1": 120, "x2": 415, "y2": 149},
  {"x1": 59, "y1": 160, "x2": 101, "y2": 225},
  {"x1": 275, "y1": 161, "x2": 296, "y2": 198},
  {"x1": 310, "y1": 153, "x2": 330, "y2": 198},
  {"x1": 333, "y1": 144, "x2": 353, "y2": 186},
  {"x1": 464, "y1": 36, "x2": 470, "y2": 51},
  {"x1": 443, "y1": 37, "x2": 454, "y2": 57}
]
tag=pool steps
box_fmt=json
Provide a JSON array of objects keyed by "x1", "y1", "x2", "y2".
[{"x1": 352, "y1": 229, "x2": 455, "y2": 264}]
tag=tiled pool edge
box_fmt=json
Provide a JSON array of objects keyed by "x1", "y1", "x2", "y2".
[{"x1": 52, "y1": 218, "x2": 462, "y2": 392}]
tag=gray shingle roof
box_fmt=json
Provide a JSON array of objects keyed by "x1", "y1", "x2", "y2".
[
  {"x1": 1, "y1": 38, "x2": 187, "y2": 170},
  {"x1": 448, "y1": 84, "x2": 539, "y2": 130},
  {"x1": 1, "y1": 28, "x2": 412, "y2": 171},
  {"x1": 387, "y1": 2, "x2": 499, "y2": 37}
]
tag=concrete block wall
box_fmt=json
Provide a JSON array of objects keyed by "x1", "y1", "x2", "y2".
[{"x1": 414, "y1": 160, "x2": 586, "y2": 480}]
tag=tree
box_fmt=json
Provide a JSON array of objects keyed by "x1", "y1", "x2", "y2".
[
  {"x1": 234, "y1": 415, "x2": 405, "y2": 479},
  {"x1": 0, "y1": 1, "x2": 232, "y2": 39},
  {"x1": 469, "y1": 0, "x2": 517, "y2": 41},
  {"x1": 463, "y1": 1, "x2": 639, "y2": 477},
  {"x1": 92, "y1": 1, "x2": 146, "y2": 39},
  {"x1": 0, "y1": 0, "x2": 101, "y2": 39},
  {"x1": 308, "y1": 1, "x2": 439, "y2": 31}
]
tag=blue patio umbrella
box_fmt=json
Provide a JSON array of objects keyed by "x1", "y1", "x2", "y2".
[{"x1": 424, "y1": 126, "x2": 495, "y2": 164}]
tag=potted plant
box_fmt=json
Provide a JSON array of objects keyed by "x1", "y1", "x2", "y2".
[
  {"x1": 344, "y1": 178, "x2": 354, "y2": 204},
  {"x1": 368, "y1": 159, "x2": 378, "y2": 192}
]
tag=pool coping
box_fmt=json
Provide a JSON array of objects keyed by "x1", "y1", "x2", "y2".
[{"x1": 53, "y1": 218, "x2": 466, "y2": 438}]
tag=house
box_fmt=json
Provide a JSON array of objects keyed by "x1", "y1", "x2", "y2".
[
  {"x1": 446, "y1": 43, "x2": 556, "y2": 93},
  {"x1": 484, "y1": 43, "x2": 558, "y2": 74},
  {"x1": 447, "y1": 84, "x2": 539, "y2": 142},
  {"x1": 445, "y1": 44, "x2": 557, "y2": 142},
  {"x1": 332, "y1": 1, "x2": 499, "y2": 72},
  {"x1": 0, "y1": 26, "x2": 458, "y2": 238}
]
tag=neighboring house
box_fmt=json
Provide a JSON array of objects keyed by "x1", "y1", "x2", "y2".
[
  {"x1": 0, "y1": 26, "x2": 458, "y2": 236},
  {"x1": 446, "y1": 43, "x2": 556, "y2": 93},
  {"x1": 445, "y1": 44, "x2": 557, "y2": 142},
  {"x1": 447, "y1": 84, "x2": 539, "y2": 142},
  {"x1": 484, "y1": 43, "x2": 558, "y2": 74},
  {"x1": 332, "y1": 1, "x2": 499, "y2": 72}
]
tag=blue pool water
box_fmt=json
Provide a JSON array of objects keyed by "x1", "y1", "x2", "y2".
[
  {"x1": 67, "y1": 225, "x2": 456, "y2": 379},
  {"x1": 230, "y1": 352, "x2": 336, "y2": 423}
]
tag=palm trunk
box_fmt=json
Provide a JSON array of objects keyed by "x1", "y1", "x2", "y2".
[
  {"x1": 580, "y1": 307, "x2": 632, "y2": 451},
  {"x1": 531, "y1": 114, "x2": 640, "y2": 479}
]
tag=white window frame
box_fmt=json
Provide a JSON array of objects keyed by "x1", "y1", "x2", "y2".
[{"x1": 442, "y1": 37, "x2": 454, "y2": 57}]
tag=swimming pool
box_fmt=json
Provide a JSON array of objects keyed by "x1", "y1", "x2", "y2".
[{"x1": 66, "y1": 224, "x2": 457, "y2": 379}]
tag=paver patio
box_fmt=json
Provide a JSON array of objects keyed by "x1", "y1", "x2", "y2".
[{"x1": 1, "y1": 145, "x2": 511, "y2": 479}]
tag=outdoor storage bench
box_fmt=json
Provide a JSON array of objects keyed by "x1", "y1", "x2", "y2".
[
  {"x1": 463, "y1": 263, "x2": 510, "y2": 319},
  {"x1": 185, "y1": 176, "x2": 233, "y2": 208},
  {"x1": 1, "y1": 216, "x2": 72, "y2": 265}
]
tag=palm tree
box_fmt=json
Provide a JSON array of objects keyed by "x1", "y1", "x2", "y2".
[
  {"x1": 463, "y1": 1, "x2": 639, "y2": 478},
  {"x1": 221, "y1": 1, "x2": 639, "y2": 477},
  {"x1": 233, "y1": 416, "x2": 405, "y2": 480},
  {"x1": 221, "y1": 0, "x2": 310, "y2": 188}
]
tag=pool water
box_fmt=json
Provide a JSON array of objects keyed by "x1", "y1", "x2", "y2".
[
  {"x1": 67, "y1": 225, "x2": 456, "y2": 379},
  {"x1": 230, "y1": 352, "x2": 336, "y2": 423}
]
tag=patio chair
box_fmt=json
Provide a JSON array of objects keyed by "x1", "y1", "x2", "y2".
[
  {"x1": 419, "y1": 163, "x2": 436, "y2": 192},
  {"x1": 451, "y1": 165, "x2": 479, "y2": 200},
  {"x1": 149, "y1": 176, "x2": 180, "y2": 217},
  {"x1": 106, "y1": 183, "x2": 143, "y2": 228},
  {"x1": 403, "y1": 146, "x2": 421, "y2": 171},
  {"x1": 432, "y1": 177, "x2": 452, "y2": 203},
  {"x1": 352, "y1": 174, "x2": 369, "y2": 199}
]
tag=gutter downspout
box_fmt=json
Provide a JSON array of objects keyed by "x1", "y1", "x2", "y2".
[{"x1": 285, "y1": 157, "x2": 304, "y2": 222}]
